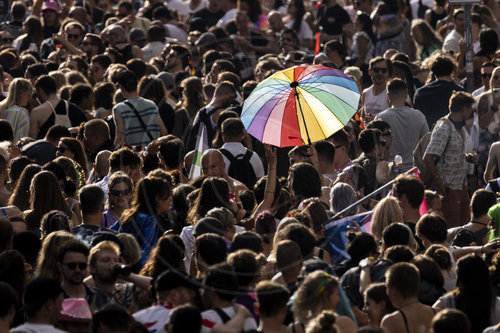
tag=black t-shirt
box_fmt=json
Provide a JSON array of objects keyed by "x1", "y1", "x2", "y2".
[
  {"x1": 317, "y1": 4, "x2": 351, "y2": 36},
  {"x1": 38, "y1": 100, "x2": 88, "y2": 139},
  {"x1": 191, "y1": 8, "x2": 224, "y2": 29}
]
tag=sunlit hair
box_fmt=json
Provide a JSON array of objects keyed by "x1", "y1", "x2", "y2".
[
  {"x1": 371, "y1": 196, "x2": 404, "y2": 241},
  {"x1": 293, "y1": 270, "x2": 339, "y2": 323},
  {"x1": 35, "y1": 230, "x2": 74, "y2": 281},
  {"x1": 0, "y1": 78, "x2": 31, "y2": 112}
]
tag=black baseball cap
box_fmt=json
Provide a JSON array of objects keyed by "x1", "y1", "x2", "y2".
[{"x1": 156, "y1": 270, "x2": 199, "y2": 292}]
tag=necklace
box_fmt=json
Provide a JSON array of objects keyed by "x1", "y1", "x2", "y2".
[
  {"x1": 470, "y1": 220, "x2": 489, "y2": 227},
  {"x1": 398, "y1": 300, "x2": 419, "y2": 309}
]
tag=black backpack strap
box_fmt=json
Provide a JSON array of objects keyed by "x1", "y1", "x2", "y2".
[
  {"x1": 243, "y1": 149, "x2": 253, "y2": 162},
  {"x1": 124, "y1": 101, "x2": 154, "y2": 141},
  {"x1": 220, "y1": 148, "x2": 236, "y2": 163},
  {"x1": 213, "y1": 308, "x2": 231, "y2": 324},
  {"x1": 489, "y1": 179, "x2": 500, "y2": 193}
]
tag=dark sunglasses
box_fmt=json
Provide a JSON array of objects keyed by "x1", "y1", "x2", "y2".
[
  {"x1": 481, "y1": 73, "x2": 492, "y2": 79},
  {"x1": 382, "y1": 130, "x2": 392, "y2": 136},
  {"x1": 372, "y1": 67, "x2": 388, "y2": 73},
  {"x1": 57, "y1": 147, "x2": 71, "y2": 153},
  {"x1": 67, "y1": 33, "x2": 81, "y2": 39},
  {"x1": 63, "y1": 262, "x2": 87, "y2": 270},
  {"x1": 81, "y1": 41, "x2": 94, "y2": 46},
  {"x1": 110, "y1": 189, "x2": 131, "y2": 196}
]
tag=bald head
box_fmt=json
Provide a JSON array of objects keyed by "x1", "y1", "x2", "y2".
[
  {"x1": 95, "y1": 150, "x2": 112, "y2": 177},
  {"x1": 201, "y1": 149, "x2": 225, "y2": 177},
  {"x1": 267, "y1": 11, "x2": 284, "y2": 33}
]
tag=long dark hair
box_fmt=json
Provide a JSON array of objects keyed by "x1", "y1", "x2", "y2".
[
  {"x1": 187, "y1": 177, "x2": 231, "y2": 224},
  {"x1": 454, "y1": 254, "x2": 493, "y2": 333},
  {"x1": 9, "y1": 164, "x2": 41, "y2": 211},
  {"x1": 121, "y1": 177, "x2": 171, "y2": 225},
  {"x1": 20, "y1": 16, "x2": 43, "y2": 51},
  {"x1": 357, "y1": 12, "x2": 377, "y2": 45},
  {"x1": 291, "y1": 0, "x2": 305, "y2": 34}
]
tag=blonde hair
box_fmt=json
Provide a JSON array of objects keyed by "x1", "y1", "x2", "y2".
[
  {"x1": 371, "y1": 196, "x2": 404, "y2": 241},
  {"x1": 89, "y1": 240, "x2": 121, "y2": 267},
  {"x1": 35, "y1": 230, "x2": 74, "y2": 281},
  {"x1": 293, "y1": 271, "x2": 339, "y2": 323},
  {"x1": 0, "y1": 78, "x2": 31, "y2": 113},
  {"x1": 117, "y1": 233, "x2": 141, "y2": 266}
]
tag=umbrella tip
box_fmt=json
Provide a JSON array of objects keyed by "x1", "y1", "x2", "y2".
[{"x1": 290, "y1": 81, "x2": 299, "y2": 88}]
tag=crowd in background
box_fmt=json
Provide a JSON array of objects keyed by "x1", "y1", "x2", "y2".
[{"x1": 1, "y1": 0, "x2": 500, "y2": 331}]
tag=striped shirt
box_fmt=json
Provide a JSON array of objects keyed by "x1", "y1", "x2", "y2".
[
  {"x1": 114, "y1": 97, "x2": 160, "y2": 147},
  {"x1": 1, "y1": 105, "x2": 29, "y2": 142}
]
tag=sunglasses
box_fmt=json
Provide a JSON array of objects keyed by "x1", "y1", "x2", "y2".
[
  {"x1": 1, "y1": 37, "x2": 13, "y2": 43},
  {"x1": 110, "y1": 189, "x2": 131, "y2": 196},
  {"x1": 382, "y1": 130, "x2": 392, "y2": 136},
  {"x1": 372, "y1": 67, "x2": 388, "y2": 73},
  {"x1": 81, "y1": 41, "x2": 94, "y2": 46},
  {"x1": 67, "y1": 33, "x2": 81, "y2": 39},
  {"x1": 481, "y1": 73, "x2": 492, "y2": 79},
  {"x1": 57, "y1": 146, "x2": 71, "y2": 153},
  {"x1": 63, "y1": 262, "x2": 87, "y2": 270}
]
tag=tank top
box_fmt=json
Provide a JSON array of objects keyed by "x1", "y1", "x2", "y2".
[{"x1": 47, "y1": 99, "x2": 72, "y2": 128}]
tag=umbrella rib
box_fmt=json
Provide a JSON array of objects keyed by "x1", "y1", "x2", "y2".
[
  {"x1": 296, "y1": 88, "x2": 328, "y2": 143},
  {"x1": 245, "y1": 89, "x2": 290, "y2": 135},
  {"x1": 300, "y1": 84, "x2": 359, "y2": 113}
]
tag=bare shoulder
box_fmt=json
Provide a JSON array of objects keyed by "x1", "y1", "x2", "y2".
[
  {"x1": 336, "y1": 315, "x2": 357, "y2": 333},
  {"x1": 380, "y1": 311, "x2": 403, "y2": 333}
]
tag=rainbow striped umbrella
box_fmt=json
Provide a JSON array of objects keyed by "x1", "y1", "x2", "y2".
[{"x1": 241, "y1": 65, "x2": 360, "y2": 147}]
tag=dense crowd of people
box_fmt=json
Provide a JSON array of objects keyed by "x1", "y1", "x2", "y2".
[{"x1": 1, "y1": 0, "x2": 500, "y2": 331}]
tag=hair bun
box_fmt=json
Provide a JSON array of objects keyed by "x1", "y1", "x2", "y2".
[{"x1": 318, "y1": 310, "x2": 336, "y2": 329}]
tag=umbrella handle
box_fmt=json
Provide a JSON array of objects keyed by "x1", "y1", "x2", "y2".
[{"x1": 294, "y1": 86, "x2": 311, "y2": 146}]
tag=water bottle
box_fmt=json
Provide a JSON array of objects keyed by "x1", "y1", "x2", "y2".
[{"x1": 393, "y1": 153, "x2": 403, "y2": 175}]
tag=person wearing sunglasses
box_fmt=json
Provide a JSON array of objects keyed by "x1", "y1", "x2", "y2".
[
  {"x1": 472, "y1": 62, "x2": 495, "y2": 97},
  {"x1": 102, "y1": 172, "x2": 133, "y2": 228},
  {"x1": 362, "y1": 57, "x2": 392, "y2": 124},
  {"x1": 57, "y1": 238, "x2": 99, "y2": 312}
]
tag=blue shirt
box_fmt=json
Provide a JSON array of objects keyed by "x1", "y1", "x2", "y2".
[{"x1": 111, "y1": 212, "x2": 160, "y2": 266}]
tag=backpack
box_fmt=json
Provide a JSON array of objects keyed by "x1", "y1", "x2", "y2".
[
  {"x1": 412, "y1": 117, "x2": 453, "y2": 188},
  {"x1": 451, "y1": 228, "x2": 476, "y2": 247},
  {"x1": 220, "y1": 148, "x2": 258, "y2": 188}
]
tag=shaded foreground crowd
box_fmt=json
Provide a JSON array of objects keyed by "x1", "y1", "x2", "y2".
[{"x1": 2, "y1": 0, "x2": 500, "y2": 331}]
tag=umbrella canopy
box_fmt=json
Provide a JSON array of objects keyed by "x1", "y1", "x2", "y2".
[{"x1": 241, "y1": 65, "x2": 360, "y2": 147}]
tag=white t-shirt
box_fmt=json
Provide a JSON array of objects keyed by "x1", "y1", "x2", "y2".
[
  {"x1": 217, "y1": 8, "x2": 238, "y2": 28},
  {"x1": 285, "y1": 18, "x2": 313, "y2": 41},
  {"x1": 166, "y1": 0, "x2": 189, "y2": 17},
  {"x1": 11, "y1": 323, "x2": 67, "y2": 333},
  {"x1": 165, "y1": 23, "x2": 188, "y2": 44},
  {"x1": 201, "y1": 306, "x2": 257, "y2": 333},
  {"x1": 133, "y1": 301, "x2": 173, "y2": 333},
  {"x1": 442, "y1": 29, "x2": 461, "y2": 55},
  {"x1": 220, "y1": 142, "x2": 265, "y2": 180},
  {"x1": 363, "y1": 85, "x2": 389, "y2": 116}
]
